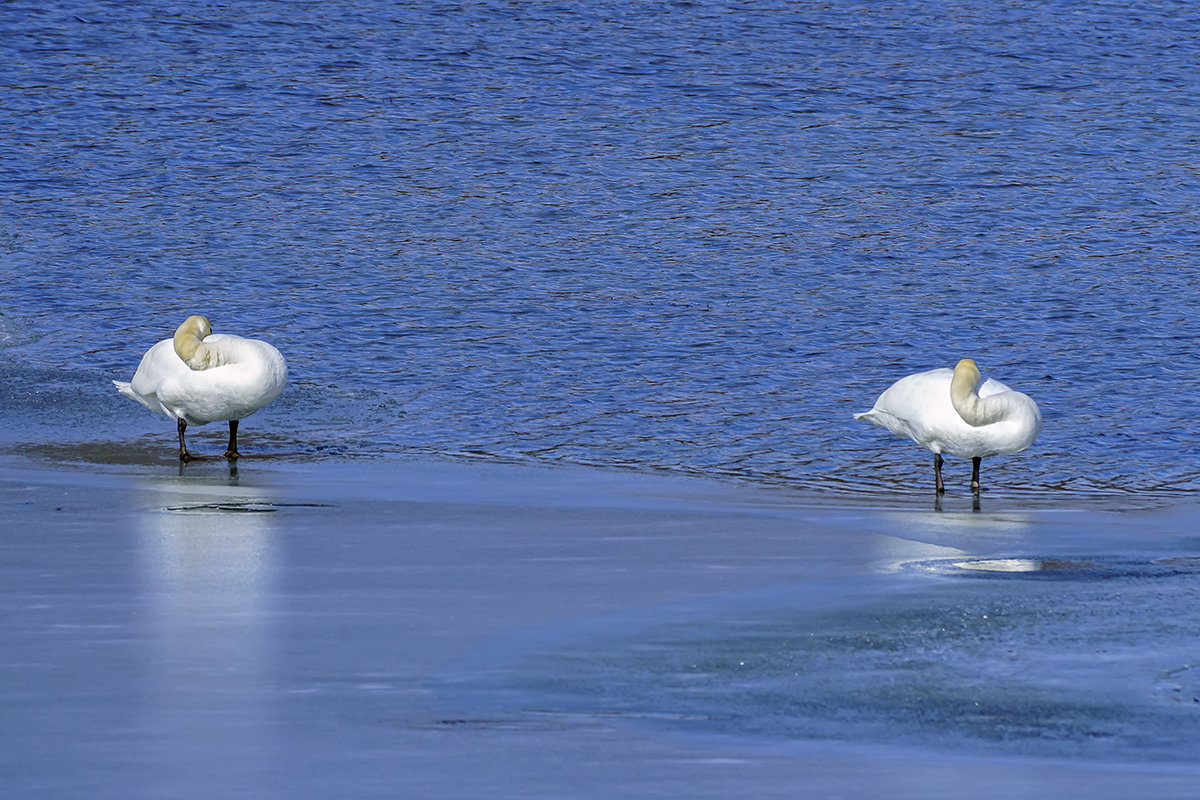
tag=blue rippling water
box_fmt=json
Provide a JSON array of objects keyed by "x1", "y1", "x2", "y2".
[{"x1": 1, "y1": 0, "x2": 1199, "y2": 495}]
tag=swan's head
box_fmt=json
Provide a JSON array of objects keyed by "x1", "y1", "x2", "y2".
[
  {"x1": 176, "y1": 315, "x2": 212, "y2": 340},
  {"x1": 951, "y1": 358, "x2": 982, "y2": 395},
  {"x1": 173, "y1": 315, "x2": 217, "y2": 370}
]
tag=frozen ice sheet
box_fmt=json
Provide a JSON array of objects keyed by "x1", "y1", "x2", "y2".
[
  {"x1": 437, "y1": 558, "x2": 1200, "y2": 762},
  {"x1": 2, "y1": 455, "x2": 1199, "y2": 798}
]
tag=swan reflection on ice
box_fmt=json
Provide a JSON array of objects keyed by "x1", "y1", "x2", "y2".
[{"x1": 137, "y1": 478, "x2": 278, "y2": 793}]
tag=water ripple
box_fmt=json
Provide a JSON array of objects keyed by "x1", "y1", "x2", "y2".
[{"x1": 2, "y1": 1, "x2": 1199, "y2": 495}]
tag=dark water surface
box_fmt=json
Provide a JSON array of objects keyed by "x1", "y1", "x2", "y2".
[{"x1": 3, "y1": 1, "x2": 1199, "y2": 494}]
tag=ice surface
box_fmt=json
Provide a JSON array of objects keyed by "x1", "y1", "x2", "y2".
[
  {"x1": 3, "y1": 455, "x2": 1200, "y2": 798},
  {"x1": 438, "y1": 562, "x2": 1200, "y2": 763}
]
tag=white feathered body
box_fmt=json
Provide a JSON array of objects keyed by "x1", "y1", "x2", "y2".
[
  {"x1": 114, "y1": 333, "x2": 287, "y2": 426},
  {"x1": 856, "y1": 367, "x2": 1041, "y2": 458}
]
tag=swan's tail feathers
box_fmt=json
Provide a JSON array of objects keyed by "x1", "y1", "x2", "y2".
[
  {"x1": 855, "y1": 409, "x2": 889, "y2": 425},
  {"x1": 855, "y1": 408, "x2": 913, "y2": 440},
  {"x1": 113, "y1": 379, "x2": 135, "y2": 400}
]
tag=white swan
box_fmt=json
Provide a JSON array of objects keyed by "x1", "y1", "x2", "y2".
[
  {"x1": 114, "y1": 315, "x2": 287, "y2": 461},
  {"x1": 855, "y1": 358, "x2": 1041, "y2": 493}
]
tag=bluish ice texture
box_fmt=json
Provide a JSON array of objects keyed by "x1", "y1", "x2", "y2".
[
  {"x1": 5, "y1": 460, "x2": 1200, "y2": 799},
  {"x1": 438, "y1": 555, "x2": 1200, "y2": 763}
]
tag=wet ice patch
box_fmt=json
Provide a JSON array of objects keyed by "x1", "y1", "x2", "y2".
[
  {"x1": 908, "y1": 555, "x2": 1200, "y2": 581},
  {"x1": 165, "y1": 502, "x2": 280, "y2": 514},
  {"x1": 437, "y1": 568, "x2": 1200, "y2": 762},
  {"x1": 163, "y1": 501, "x2": 332, "y2": 514}
]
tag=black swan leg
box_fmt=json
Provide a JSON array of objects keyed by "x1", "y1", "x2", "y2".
[
  {"x1": 177, "y1": 418, "x2": 192, "y2": 462},
  {"x1": 224, "y1": 420, "x2": 240, "y2": 460}
]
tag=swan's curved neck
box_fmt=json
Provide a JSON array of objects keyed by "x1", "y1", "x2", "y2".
[
  {"x1": 949, "y1": 358, "x2": 999, "y2": 426},
  {"x1": 173, "y1": 316, "x2": 220, "y2": 371}
]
